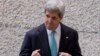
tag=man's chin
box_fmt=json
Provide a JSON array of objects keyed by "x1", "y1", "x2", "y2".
[
  {"x1": 46, "y1": 26, "x2": 55, "y2": 30},
  {"x1": 45, "y1": 24, "x2": 55, "y2": 30}
]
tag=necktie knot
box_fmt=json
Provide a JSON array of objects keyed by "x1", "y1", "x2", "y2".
[{"x1": 50, "y1": 31, "x2": 55, "y2": 36}]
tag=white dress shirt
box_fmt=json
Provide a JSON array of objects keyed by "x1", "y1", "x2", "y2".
[{"x1": 46, "y1": 24, "x2": 61, "y2": 52}]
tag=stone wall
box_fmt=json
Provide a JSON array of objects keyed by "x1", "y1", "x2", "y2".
[{"x1": 0, "y1": 0, "x2": 100, "y2": 56}]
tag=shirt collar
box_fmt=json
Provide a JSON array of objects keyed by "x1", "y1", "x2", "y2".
[{"x1": 46, "y1": 24, "x2": 61, "y2": 36}]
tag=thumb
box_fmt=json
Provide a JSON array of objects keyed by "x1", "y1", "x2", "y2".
[{"x1": 35, "y1": 49, "x2": 40, "y2": 52}]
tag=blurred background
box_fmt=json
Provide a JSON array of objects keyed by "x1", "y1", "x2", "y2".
[{"x1": 0, "y1": 0, "x2": 100, "y2": 56}]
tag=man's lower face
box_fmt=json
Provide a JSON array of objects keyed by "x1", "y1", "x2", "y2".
[
  {"x1": 47, "y1": 24, "x2": 53, "y2": 29},
  {"x1": 45, "y1": 23, "x2": 57, "y2": 30}
]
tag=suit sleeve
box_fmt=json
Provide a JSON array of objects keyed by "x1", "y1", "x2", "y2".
[
  {"x1": 19, "y1": 32, "x2": 32, "y2": 56},
  {"x1": 71, "y1": 31, "x2": 82, "y2": 56}
]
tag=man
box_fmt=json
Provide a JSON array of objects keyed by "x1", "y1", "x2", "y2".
[{"x1": 19, "y1": 0, "x2": 82, "y2": 56}]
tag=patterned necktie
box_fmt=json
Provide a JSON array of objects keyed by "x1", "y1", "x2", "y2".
[{"x1": 50, "y1": 31, "x2": 57, "y2": 56}]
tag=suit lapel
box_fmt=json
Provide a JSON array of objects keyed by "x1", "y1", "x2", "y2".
[
  {"x1": 59, "y1": 23, "x2": 69, "y2": 53},
  {"x1": 38, "y1": 24, "x2": 51, "y2": 56}
]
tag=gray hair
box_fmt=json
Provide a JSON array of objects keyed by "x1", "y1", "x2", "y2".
[{"x1": 44, "y1": 0, "x2": 65, "y2": 18}]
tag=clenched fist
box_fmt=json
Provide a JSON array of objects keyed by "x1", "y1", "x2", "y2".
[
  {"x1": 31, "y1": 49, "x2": 41, "y2": 56},
  {"x1": 59, "y1": 52, "x2": 72, "y2": 56}
]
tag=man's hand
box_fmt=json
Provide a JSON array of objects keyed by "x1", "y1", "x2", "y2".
[
  {"x1": 31, "y1": 49, "x2": 41, "y2": 56},
  {"x1": 59, "y1": 52, "x2": 72, "y2": 56}
]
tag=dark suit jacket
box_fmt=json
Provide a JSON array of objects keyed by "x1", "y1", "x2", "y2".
[{"x1": 19, "y1": 23, "x2": 82, "y2": 56}]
